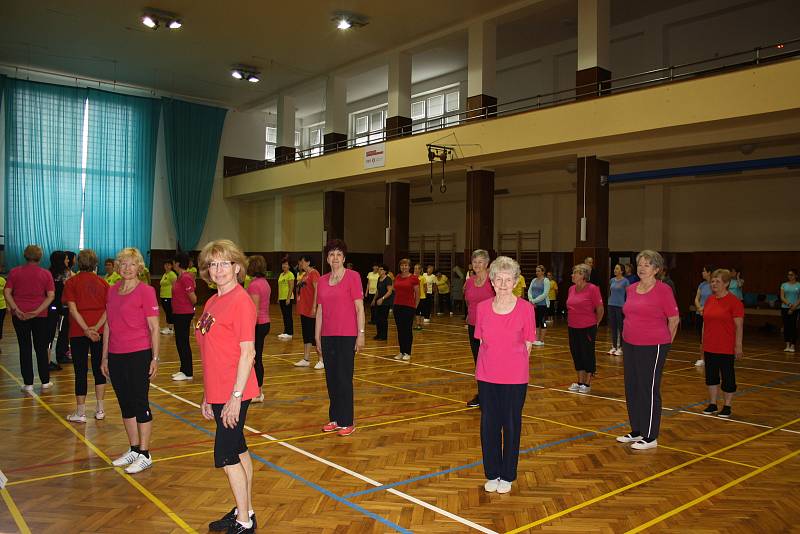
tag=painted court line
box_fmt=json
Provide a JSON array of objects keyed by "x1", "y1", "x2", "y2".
[{"x1": 1, "y1": 488, "x2": 31, "y2": 534}]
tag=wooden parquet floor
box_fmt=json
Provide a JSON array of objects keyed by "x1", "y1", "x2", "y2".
[{"x1": 0, "y1": 307, "x2": 798, "y2": 533}]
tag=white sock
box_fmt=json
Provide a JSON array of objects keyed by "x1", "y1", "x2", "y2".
[
  {"x1": 236, "y1": 519, "x2": 253, "y2": 528},
  {"x1": 248, "y1": 510, "x2": 254, "y2": 516}
]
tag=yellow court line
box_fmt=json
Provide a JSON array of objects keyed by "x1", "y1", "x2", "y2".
[
  {"x1": 0, "y1": 365, "x2": 197, "y2": 534},
  {"x1": 1, "y1": 488, "x2": 31, "y2": 534},
  {"x1": 665, "y1": 371, "x2": 800, "y2": 394},
  {"x1": 504, "y1": 416, "x2": 800, "y2": 534},
  {"x1": 626, "y1": 447, "x2": 800, "y2": 533}
]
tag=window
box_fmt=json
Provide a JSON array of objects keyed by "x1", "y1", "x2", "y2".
[
  {"x1": 308, "y1": 124, "x2": 324, "y2": 157},
  {"x1": 411, "y1": 86, "x2": 460, "y2": 133},
  {"x1": 352, "y1": 106, "x2": 386, "y2": 146},
  {"x1": 264, "y1": 126, "x2": 300, "y2": 161}
]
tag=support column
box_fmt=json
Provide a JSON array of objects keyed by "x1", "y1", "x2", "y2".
[
  {"x1": 324, "y1": 76, "x2": 347, "y2": 153},
  {"x1": 574, "y1": 156, "x2": 610, "y2": 303},
  {"x1": 276, "y1": 94, "x2": 296, "y2": 163},
  {"x1": 323, "y1": 191, "x2": 345, "y2": 243},
  {"x1": 386, "y1": 52, "x2": 412, "y2": 138},
  {"x1": 576, "y1": 0, "x2": 611, "y2": 98},
  {"x1": 466, "y1": 20, "x2": 497, "y2": 120},
  {"x1": 465, "y1": 169, "x2": 495, "y2": 264},
  {"x1": 384, "y1": 182, "x2": 410, "y2": 271},
  {"x1": 643, "y1": 184, "x2": 665, "y2": 251}
]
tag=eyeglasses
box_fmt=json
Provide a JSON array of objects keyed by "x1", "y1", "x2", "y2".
[{"x1": 208, "y1": 261, "x2": 233, "y2": 270}]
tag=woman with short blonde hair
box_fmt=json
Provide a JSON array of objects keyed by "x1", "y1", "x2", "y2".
[
  {"x1": 566, "y1": 263, "x2": 604, "y2": 393},
  {"x1": 465, "y1": 249, "x2": 495, "y2": 408}
]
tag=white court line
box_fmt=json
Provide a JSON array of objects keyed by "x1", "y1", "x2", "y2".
[
  {"x1": 677, "y1": 409, "x2": 800, "y2": 435},
  {"x1": 149, "y1": 383, "x2": 497, "y2": 534}
]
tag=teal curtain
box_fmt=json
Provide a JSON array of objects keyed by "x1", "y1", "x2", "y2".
[
  {"x1": 84, "y1": 89, "x2": 160, "y2": 264},
  {"x1": 162, "y1": 98, "x2": 227, "y2": 251},
  {"x1": 4, "y1": 78, "x2": 86, "y2": 268}
]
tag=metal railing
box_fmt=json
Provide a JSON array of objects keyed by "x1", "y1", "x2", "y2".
[{"x1": 225, "y1": 37, "x2": 800, "y2": 177}]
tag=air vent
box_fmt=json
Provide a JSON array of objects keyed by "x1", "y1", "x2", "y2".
[
  {"x1": 494, "y1": 188, "x2": 510, "y2": 195},
  {"x1": 411, "y1": 196, "x2": 433, "y2": 203}
]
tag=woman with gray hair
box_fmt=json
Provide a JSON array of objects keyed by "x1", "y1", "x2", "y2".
[
  {"x1": 464, "y1": 249, "x2": 495, "y2": 408},
  {"x1": 617, "y1": 250, "x2": 680, "y2": 450},
  {"x1": 566, "y1": 263, "x2": 604, "y2": 393},
  {"x1": 474, "y1": 256, "x2": 536, "y2": 494}
]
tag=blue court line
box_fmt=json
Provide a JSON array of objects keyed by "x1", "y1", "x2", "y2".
[{"x1": 149, "y1": 401, "x2": 411, "y2": 534}]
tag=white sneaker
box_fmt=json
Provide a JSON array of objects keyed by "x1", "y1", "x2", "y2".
[
  {"x1": 171, "y1": 371, "x2": 182, "y2": 378},
  {"x1": 41, "y1": 381, "x2": 54, "y2": 389},
  {"x1": 294, "y1": 358, "x2": 310, "y2": 367},
  {"x1": 125, "y1": 454, "x2": 153, "y2": 474},
  {"x1": 112, "y1": 448, "x2": 140, "y2": 467},
  {"x1": 21, "y1": 384, "x2": 34, "y2": 394},
  {"x1": 631, "y1": 439, "x2": 658, "y2": 450},
  {"x1": 695, "y1": 359, "x2": 705, "y2": 367},
  {"x1": 608, "y1": 347, "x2": 616, "y2": 354},
  {"x1": 252, "y1": 393, "x2": 264, "y2": 403},
  {"x1": 790, "y1": 345, "x2": 796, "y2": 353},
  {"x1": 436, "y1": 313, "x2": 443, "y2": 316},
  {"x1": 314, "y1": 360, "x2": 325, "y2": 370},
  {"x1": 614, "y1": 348, "x2": 623, "y2": 356},
  {"x1": 279, "y1": 334, "x2": 293, "y2": 340},
  {"x1": 484, "y1": 478, "x2": 500, "y2": 492},
  {"x1": 533, "y1": 340, "x2": 544, "y2": 346},
  {"x1": 449, "y1": 312, "x2": 453, "y2": 317},
  {"x1": 784, "y1": 345, "x2": 792, "y2": 352},
  {"x1": 616, "y1": 433, "x2": 642, "y2": 443},
  {"x1": 95, "y1": 410, "x2": 106, "y2": 420},
  {"x1": 172, "y1": 372, "x2": 193, "y2": 381},
  {"x1": 394, "y1": 353, "x2": 404, "y2": 360},
  {"x1": 160, "y1": 327, "x2": 172, "y2": 335},
  {"x1": 496, "y1": 480, "x2": 512, "y2": 494},
  {"x1": 66, "y1": 412, "x2": 86, "y2": 423},
  {"x1": 568, "y1": 383, "x2": 580, "y2": 392},
  {"x1": 578, "y1": 384, "x2": 591, "y2": 394},
  {"x1": 402, "y1": 353, "x2": 411, "y2": 361},
  {"x1": 423, "y1": 319, "x2": 430, "y2": 324}
]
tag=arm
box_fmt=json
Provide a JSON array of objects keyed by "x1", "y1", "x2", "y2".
[
  {"x1": 667, "y1": 316, "x2": 680, "y2": 342},
  {"x1": 734, "y1": 317, "x2": 743, "y2": 359},
  {"x1": 101, "y1": 322, "x2": 111, "y2": 379},
  {"x1": 314, "y1": 303, "x2": 323, "y2": 355},
  {"x1": 23, "y1": 290, "x2": 55, "y2": 320},
  {"x1": 595, "y1": 304, "x2": 605, "y2": 326},
  {"x1": 311, "y1": 278, "x2": 318, "y2": 316},
  {"x1": 146, "y1": 315, "x2": 160, "y2": 378},
  {"x1": 694, "y1": 287, "x2": 703, "y2": 312},
  {"x1": 780, "y1": 287, "x2": 788, "y2": 307},
  {"x1": 378, "y1": 284, "x2": 393, "y2": 305},
  {"x1": 188, "y1": 290, "x2": 197, "y2": 306},
  {"x1": 221, "y1": 340, "x2": 256, "y2": 428},
  {"x1": 4, "y1": 288, "x2": 24, "y2": 320},
  {"x1": 414, "y1": 281, "x2": 421, "y2": 308},
  {"x1": 68, "y1": 301, "x2": 99, "y2": 342},
  {"x1": 287, "y1": 279, "x2": 295, "y2": 301},
  {"x1": 354, "y1": 299, "x2": 366, "y2": 351},
  {"x1": 249, "y1": 292, "x2": 260, "y2": 311}
]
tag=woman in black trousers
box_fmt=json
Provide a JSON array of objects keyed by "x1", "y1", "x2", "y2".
[
  {"x1": 391, "y1": 259, "x2": 420, "y2": 362},
  {"x1": 372, "y1": 265, "x2": 393, "y2": 341}
]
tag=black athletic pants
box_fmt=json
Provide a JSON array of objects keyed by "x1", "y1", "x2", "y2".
[
  {"x1": 393, "y1": 305, "x2": 415, "y2": 355},
  {"x1": 437, "y1": 293, "x2": 450, "y2": 315},
  {"x1": 13, "y1": 316, "x2": 50, "y2": 385},
  {"x1": 608, "y1": 305, "x2": 624, "y2": 348},
  {"x1": 321, "y1": 336, "x2": 356, "y2": 427},
  {"x1": 160, "y1": 298, "x2": 173, "y2": 325},
  {"x1": 374, "y1": 305, "x2": 389, "y2": 339},
  {"x1": 568, "y1": 325, "x2": 597, "y2": 373},
  {"x1": 280, "y1": 299, "x2": 294, "y2": 335},
  {"x1": 782, "y1": 308, "x2": 798, "y2": 344},
  {"x1": 254, "y1": 322, "x2": 270, "y2": 387},
  {"x1": 704, "y1": 352, "x2": 736, "y2": 392},
  {"x1": 70, "y1": 335, "x2": 106, "y2": 396},
  {"x1": 173, "y1": 313, "x2": 194, "y2": 377},
  {"x1": 478, "y1": 381, "x2": 527, "y2": 482},
  {"x1": 621, "y1": 342, "x2": 669, "y2": 440}
]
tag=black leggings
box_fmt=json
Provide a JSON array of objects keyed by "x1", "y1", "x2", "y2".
[
  {"x1": 13, "y1": 316, "x2": 50, "y2": 385},
  {"x1": 254, "y1": 322, "x2": 270, "y2": 387},
  {"x1": 608, "y1": 305, "x2": 624, "y2": 347},
  {"x1": 782, "y1": 308, "x2": 798, "y2": 344},
  {"x1": 374, "y1": 305, "x2": 389, "y2": 339},
  {"x1": 0, "y1": 308, "x2": 6, "y2": 339},
  {"x1": 108, "y1": 350, "x2": 153, "y2": 423},
  {"x1": 437, "y1": 294, "x2": 450, "y2": 315},
  {"x1": 173, "y1": 313, "x2": 194, "y2": 377},
  {"x1": 568, "y1": 325, "x2": 597, "y2": 373},
  {"x1": 160, "y1": 298, "x2": 173, "y2": 325},
  {"x1": 468, "y1": 324, "x2": 480, "y2": 363},
  {"x1": 70, "y1": 336, "x2": 106, "y2": 396},
  {"x1": 393, "y1": 305, "x2": 415, "y2": 355},
  {"x1": 47, "y1": 307, "x2": 70, "y2": 360},
  {"x1": 280, "y1": 300, "x2": 294, "y2": 335},
  {"x1": 212, "y1": 400, "x2": 251, "y2": 468}
]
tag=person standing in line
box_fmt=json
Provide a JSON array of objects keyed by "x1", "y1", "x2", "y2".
[
  {"x1": 566, "y1": 264, "x2": 604, "y2": 394},
  {"x1": 196, "y1": 240, "x2": 259, "y2": 534},
  {"x1": 617, "y1": 250, "x2": 680, "y2": 450},
  {"x1": 63, "y1": 249, "x2": 109, "y2": 423},
  {"x1": 0, "y1": 272, "x2": 6, "y2": 353},
  {"x1": 103, "y1": 258, "x2": 121, "y2": 285},
  {"x1": 315, "y1": 239, "x2": 364, "y2": 437},
  {"x1": 728, "y1": 267, "x2": 744, "y2": 301},
  {"x1": 694, "y1": 265, "x2": 714, "y2": 366},
  {"x1": 372, "y1": 265, "x2": 393, "y2": 341},
  {"x1": 392, "y1": 259, "x2": 419, "y2": 361},
  {"x1": 700, "y1": 269, "x2": 744, "y2": 418},
  {"x1": 246, "y1": 255, "x2": 271, "y2": 402},
  {"x1": 170, "y1": 253, "x2": 197, "y2": 382},
  {"x1": 277, "y1": 260, "x2": 295, "y2": 340},
  {"x1": 624, "y1": 263, "x2": 639, "y2": 284},
  {"x1": 101, "y1": 247, "x2": 160, "y2": 474},
  {"x1": 584, "y1": 256, "x2": 600, "y2": 286},
  {"x1": 159, "y1": 260, "x2": 177, "y2": 335},
  {"x1": 413, "y1": 264, "x2": 426, "y2": 330},
  {"x1": 780, "y1": 269, "x2": 799, "y2": 352},
  {"x1": 434, "y1": 269, "x2": 451, "y2": 316},
  {"x1": 293, "y1": 255, "x2": 323, "y2": 369},
  {"x1": 451, "y1": 265, "x2": 466, "y2": 318},
  {"x1": 659, "y1": 266, "x2": 677, "y2": 297},
  {"x1": 422, "y1": 264, "x2": 437, "y2": 322},
  {"x1": 365, "y1": 264, "x2": 380, "y2": 325},
  {"x1": 527, "y1": 265, "x2": 550, "y2": 346},
  {"x1": 48, "y1": 250, "x2": 72, "y2": 367},
  {"x1": 608, "y1": 264, "x2": 630, "y2": 356},
  {"x1": 187, "y1": 257, "x2": 198, "y2": 279},
  {"x1": 465, "y1": 249, "x2": 495, "y2": 408},
  {"x1": 512, "y1": 272, "x2": 527, "y2": 301},
  {"x1": 5, "y1": 245, "x2": 55, "y2": 392},
  {"x1": 546, "y1": 271, "x2": 559, "y2": 322},
  {"x1": 475, "y1": 256, "x2": 536, "y2": 495}
]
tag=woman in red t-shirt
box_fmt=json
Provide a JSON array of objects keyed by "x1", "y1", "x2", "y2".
[
  {"x1": 198, "y1": 240, "x2": 259, "y2": 533},
  {"x1": 391, "y1": 259, "x2": 420, "y2": 361},
  {"x1": 700, "y1": 269, "x2": 744, "y2": 418},
  {"x1": 566, "y1": 263, "x2": 604, "y2": 394},
  {"x1": 294, "y1": 254, "x2": 322, "y2": 369},
  {"x1": 63, "y1": 249, "x2": 109, "y2": 423},
  {"x1": 170, "y1": 252, "x2": 197, "y2": 382}
]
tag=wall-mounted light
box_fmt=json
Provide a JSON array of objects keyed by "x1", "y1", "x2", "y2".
[
  {"x1": 332, "y1": 11, "x2": 368, "y2": 31},
  {"x1": 141, "y1": 9, "x2": 182, "y2": 30},
  {"x1": 231, "y1": 66, "x2": 261, "y2": 83}
]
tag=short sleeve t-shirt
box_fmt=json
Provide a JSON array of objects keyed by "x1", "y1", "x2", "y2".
[
  {"x1": 547, "y1": 280, "x2": 558, "y2": 301},
  {"x1": 703, "y1": 293, "x2": 744, "y2": 355},
  {"x1": 62, "y1": 272, "x2": 109, "y2": 337},
  {"x1": 697, "y1": 281, "x2": 712, "y2": 311},
  {"x1": 317, "y1": 269, "x2": 363, "y2": 337},
  {"x1": 512, "y1": 275, "x2": 526, "y2": 298},
  {"x1": 392, "y1": 274, "x2": 419, "y2": 308},
  {"x1": 0, "y1": 277, "x2": 6, "y2": 309},
  {"x1": 728, "y1": 279, "x2": 743, "y2": 300},
  {"x1": 104, "y1": 272, "x2": 121, "y2": 285},
  {"x1": 196, "y1": 285, "x2": 258, "y2": 403},
  {"x1": 423, "y1": 273, "x2": 437, "y2": 295},
  {"x1": 246, "y1": 277, "x2": 271, "y2": 324},
  {"x1": 366, "y1": 271, "x2": 380, "y2": 295},
  {"x1": 296, "y1": 269, "x2": 320, "y2": 318},
  {"x1": 106, "y1": 282, "x2": 159, "y2": 354},
  {"x1": 609, "y1": 277, "x2": 630, "y2": 307},
  {"x1": 475, "y1": 298, "x2": 536, "y2": 384},
  {"x1": 278, "y1": 271, "x2": 295, "y2": 301},
  {"x1": 567, "y1": 283, "x2": 603, "y2": 328},
  {"x1": 436, "y1": 275, "x2": 450, "y2": 294},
  {"x1": 6, "y1": 264, "x2": 55, "y2": 317},
  {"x1": 781, "y1": 282, "x2": 800, "y2": 308},
  {"x1": 417, "y1": 275, "x2": 427, "y2": 299},
  {"x1": 159, "y1": 270, "x2": 177, "y2": 298},
  {"x1": 171, "y1": 272, "x2": 196, "y2": 315},
  {"x1": 465, "y1": 276, "x2": 495, "y2": 325},
  {"x1": 622, "y1": 281, "x2": 679, "y2": 346}
]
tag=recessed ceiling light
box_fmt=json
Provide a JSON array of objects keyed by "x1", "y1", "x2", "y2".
[
  {"x1": 231, "y1": 70, "x2": 243, "y2": 80},
  {"x1": 337, "y1": 18, "x2": 351, "y2": 30},
  {"x1": 168, "y1": 20, "x2": 182, "y2": 29},
  {"x1": 247, "y1": 75, "x2": 260, "y2": 83},
  {"x1": 141, "y1": 9, "x2": 182, "y2": 30},
  {"x1": 142, "y1": 15, "x2": 157, "y2": 29},
  {"x1": 332, "y1": 11, "x2": 368, "y2": 30},
  {"x1": 231, "y1": 66, "x2": 260, "y2": 83}
]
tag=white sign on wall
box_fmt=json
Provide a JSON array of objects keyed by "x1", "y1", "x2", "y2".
[{"x1": 364, "y1": 143, "x2": 385, "y2": 169}]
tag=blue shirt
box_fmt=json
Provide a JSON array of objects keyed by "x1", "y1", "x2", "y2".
[
  {"x1": 729, "y1": 279, "x2": 743, "y2": 300},
  {"x1": 527, "y1": 277, "x2": 549, "y2": 306},
  {"x1": 697, "y1": 281, "x2": 712, "y2": 313},
  {"x1": 782, "y1": 282, "x2": 800, "y2": 308},
  {"x1": 609, "y1": 277, "x2": 630, "y2": 307},
  {"x1": 625, "y1": 274, "x2": 639, "y2": 284}
]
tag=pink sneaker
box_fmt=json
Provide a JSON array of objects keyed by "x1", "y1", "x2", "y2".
[
  {"x1": 337, "y1": 425, "x2": 356, "y2": 437},
  {"x1": 322, "y1": 421, "x2": 340, "y2": 432}
]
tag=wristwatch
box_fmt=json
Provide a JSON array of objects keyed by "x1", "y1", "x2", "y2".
[{"x1": 232, "y1": 391, "x2": 242, "y2": 398}]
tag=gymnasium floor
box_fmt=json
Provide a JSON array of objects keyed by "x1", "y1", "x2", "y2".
[{"x1": 0, "y1": 308, "x2": 798, "y2": 533}]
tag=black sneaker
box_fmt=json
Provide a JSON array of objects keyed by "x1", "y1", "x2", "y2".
[
  {"x1": 209, "y1": 508, "x2": 257, "y2": 532},
  {"x1": 702, "y1": 404, "x2": 718, "y2": 415},
  {"x1": 48, "y1": 362, "x2": 62, "y2": 371},
  {"x1": 718, "y1": 406, "x2": 732, "y2": 418},
  {"x1": 467, "y1": 395, "x2": 480, "y2": 408},
  {"x1": 226, "y1": 521, "x2": 255, "y2": 534}
]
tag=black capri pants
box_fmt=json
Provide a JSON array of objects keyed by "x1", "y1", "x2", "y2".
[
  {"x1": 300, "y1": 314, "x2": 316, "y2": 345},
  {"x1": 108, "y1": 349, "x2": 153, "y2": 423},
  {"x1": 212, "y1": 400, "x2": 251, "y2": 468},
  {"x1": 568, "y1": 325, "x2": 597, "y2": 374},
  {"x1": 704, "y1": 352, "x2": 737, "y2": 392},
  {"x1": 71, "y1": 336, "x2": 106, "y2": 396},
  {"x1": 535, "y1": 305, "x2": 548, "y2": 329},
  {"x1": 254, "y1": 322, "x2": 270, "y2": 388}
]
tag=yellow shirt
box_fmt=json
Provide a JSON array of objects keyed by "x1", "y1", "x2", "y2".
[
  {"x1": 187, "y1": 267, "x2": 198, "y2": 278},
  {"x1": 139, "y1": 267, "x2": 151, "y2": 283},
  {"x1": 513, "y1": 275, "x2": 526, "y2": 298},
  {"x1": 105, "y1": 272, "x2": 121, "y2": 285},
  {"x1": 244, "y1": 274, "x2": 252, "y2": 289},
  {"x1": 160, "y1": 270, "x2": 177, "y2": 298},
  {"x1": 418, "y1": 275, "x2": 426, "y2": 299},
  {"x1": 366, "y1": 271, "x2": 380, "y2": 295},
  {"x1": 435, "y1": 275, "x2": 450, "y2": 294},
  {"x1": 278, "y1": 271, "x2": 295, "y2": 300},
  {"x1": 547, "y1": 280, "x2": 558, "y2": 301},
  {"x1": 0, "y1": 277, "x2": 6, "y2": 309}
]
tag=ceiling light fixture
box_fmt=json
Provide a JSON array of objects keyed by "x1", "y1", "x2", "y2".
[
  {"x1": 231, "y1": 66, "x2": 260, "y2": 83},
  {"x1": 337, "y1": 18, "x2": 351, "y2": 30},
  {"x1": 140, "y1": 9, "x2": 182, "y2": 30},
  {"x1": 331, "y1": 11, "x2": 368, "y2": 31}
]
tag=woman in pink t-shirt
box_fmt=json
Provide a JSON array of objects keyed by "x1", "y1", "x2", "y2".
[
  {"x1": 566, "y1": 263, "x2": 604, "y2": 394},
  {"x1": 101, "y1": 247, "x2": 160, "y2": 475},
  {"x1": 617, "y1": 250, "x2": 680, "y2": 451},
  {"x1": 246, "y1": 254, "x2": 271, "y2": 402},
  {"x1": 464, "y1": 249, "x2": 495, "y2": 408},
  {"x1": 197, "y1": 240, "x2": 259, "y2": 532},
  {"x1": 315, "y1": 239, "x2": 365, "y2": 437},
  {"x1": 474, "y1": 256, "x2": 536, "y2": 495},
  {"x1": 4, "y1": 244, "x2": 55, "y2": 392},
  {"x1": 170, "y1": 253, "x2": 197, "y2": 382}
]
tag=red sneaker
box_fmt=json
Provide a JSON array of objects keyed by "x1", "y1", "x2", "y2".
[
  {"x1": 322, "y1": 421, "x2": 340, "y2": 432},
  {"x1": 337, "y1": 425, "x2": 356, "y2": 436}
]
